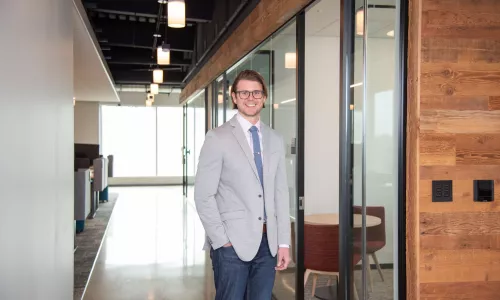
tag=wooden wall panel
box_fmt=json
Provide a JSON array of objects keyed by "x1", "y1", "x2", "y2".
[
  {"x1": 408, "y1": 0, "x2": 500, "y2": 298},
  {"x1": 179, "y1": 0, "x2": 312, "y2": 103}
]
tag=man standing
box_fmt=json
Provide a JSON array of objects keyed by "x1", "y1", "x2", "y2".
[{"x1": 194, "y1": 69, "x2": 291, "y2": 299}]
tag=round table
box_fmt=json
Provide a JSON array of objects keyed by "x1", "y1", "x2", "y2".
[
  {"x1": 304, "y1": 213, "x2": 382, "y2": 300},
  {"x1": 305, "y1": 213, "x2": 381, "y2": 228}
]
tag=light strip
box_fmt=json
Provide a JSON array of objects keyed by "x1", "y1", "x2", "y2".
[
  {"x1": 280, "y1": 98, "x2": 296, "y2": 104},
  {"x1": 350, "y1": 82, "x2": 363, "y2": 88}
]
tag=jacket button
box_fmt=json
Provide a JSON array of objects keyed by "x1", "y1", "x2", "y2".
[
  {"x1": 258, "y1": 217, "x2": 262, "y2": 220},
  {"x1": 258, "y1": 195, "x2": 262, "y2": 198}
]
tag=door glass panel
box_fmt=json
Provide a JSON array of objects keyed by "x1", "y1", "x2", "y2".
[
  {"x1": 352, "y1": 0, "x2": 365, "y2": 298},
  {"x1": 304, "y1": 0, "x2": 343, "y2": 299},
  {"x1": 352, "y1": 0, "x2": 400, "y2": 299},
  {"x1": 267, "y1": 20, "x2": 297, "y2": 300},
  {"x1": 185, "y1": 91, "x2": 206, "y2": 198},
  {"x1": 363, "y1": 1, "x2": 399, "y2": 299},
  {"x1": 215, "y1": 76, "x2": 225, "y2": 127}
]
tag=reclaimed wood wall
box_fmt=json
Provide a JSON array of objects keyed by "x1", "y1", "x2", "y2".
[{"x1": 407, "y1": 0, "x2": 500, "y2": 299}]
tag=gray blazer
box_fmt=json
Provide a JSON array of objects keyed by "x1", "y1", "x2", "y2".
[{"x1": 194, "y1": 114, "x2": 291, "y2": 262}]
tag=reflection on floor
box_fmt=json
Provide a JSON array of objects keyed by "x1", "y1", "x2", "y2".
[
  {"x1": 81, "y1": 186, "x2": 393, "y2": 300},
  {"x1": 83, "y1": 186, "x2": 215, "y2": 300}
]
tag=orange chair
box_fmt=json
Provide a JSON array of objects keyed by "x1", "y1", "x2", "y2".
[{"x1": 304, "y1": 223, "x2": 360, "y2": 300}]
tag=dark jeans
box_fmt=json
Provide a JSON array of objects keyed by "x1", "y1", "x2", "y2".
[{"x1": 210, "y1": 233, "x2": 276, "y2": 300}]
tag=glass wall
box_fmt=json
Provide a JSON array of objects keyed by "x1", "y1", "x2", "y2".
[
  {"x1": 101, "y1": 105, "x2": 183, "y2": 180},
  {"x1": 350, "y1": 0, "x2": 401, "y2": 299},
  {"x1": 187, "y1": 0, "x2": 404, "y2": 298},
  {"x1": 206, "y1": 20, "x2": 298, "y2": 300},
  {"x1": 184, "y1": 90, "x2": 206, "y2": 197}
]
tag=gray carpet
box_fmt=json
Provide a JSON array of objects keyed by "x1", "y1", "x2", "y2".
[
  {"x1": 305, "y1": 269, "x2": 394, "y2": 300},
  {"x1": 73, "y1": 193, "x2": 119, "y2": 300},
  {"x1": 274, "y1": 268, "x2": 394, "y2": 300}
]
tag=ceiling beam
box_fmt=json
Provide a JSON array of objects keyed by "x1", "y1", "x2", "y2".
[
  {"x1": 108, "y1": 61, "x2": 191, "y2": 67},
  {"x1": 106, "y1": 42, "x2": 192, "y2": 53},
  {"x1": 114, "y1": 80, "x2": 184, "y2": 86},
  {"x1": 87, "y1": 8, "x2": 210, "y2": 23}
]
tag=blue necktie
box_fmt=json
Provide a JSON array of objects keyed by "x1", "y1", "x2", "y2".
[
  {"x1": 249, "y1": 126, "x2": 264, "y2": 189},
  {"x1": 249, "y1": 126, "x2": 266, "y2": 221}
]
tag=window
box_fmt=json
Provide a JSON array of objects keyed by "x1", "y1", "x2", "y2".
[
  {"x1": 157, "y1": 107, "x2": 183, "y2": 177},
  {"x1": 101, "y1": 105, "x2": 183, "y2": 178}
]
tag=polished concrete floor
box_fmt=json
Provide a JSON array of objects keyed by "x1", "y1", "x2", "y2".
[{"x1": 83, "y1": 186, "x2": 215, "y2": 300}]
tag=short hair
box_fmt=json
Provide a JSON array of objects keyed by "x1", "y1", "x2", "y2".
[{"x1": 231, "y1": 70, "x2": 268, "y2": 109}]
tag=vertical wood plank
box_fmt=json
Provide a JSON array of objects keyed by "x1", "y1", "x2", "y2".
[{"x1": 407, "y1": 0, "x2": 422, "y2": 298}]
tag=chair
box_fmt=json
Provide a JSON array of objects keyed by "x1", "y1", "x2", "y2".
[
  {"x1": 74, "y1": 169, "x2": 91, "y2": 232},
  {"x1": 304, "y1": 223, "x2": 360, "y2": 300},
  {"x1": 353, "y1": 206, "x2": 386, "y2": 288},
  {"x1": 107, "y1": 155, "x2": 114, "y2": 177}
]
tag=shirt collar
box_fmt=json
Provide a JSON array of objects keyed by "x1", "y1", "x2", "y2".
[{"x1": 237, "y1": 112, "x2": 261, "y2": 133}]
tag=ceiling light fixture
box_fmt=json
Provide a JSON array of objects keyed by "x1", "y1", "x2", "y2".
[
  {"x1": 157, "y1": 44, "x2": 170, "y2": 65},
  {"x1": 285, "y1": 53, "x2": 296, "y2": 69},
  {"x1": 158, "y1": 0, "x2": 167, "y2": 3},
  {"x1": 153, "y1": 69, "x2": 163, "y2": 83},
  {"x1": 153, "y1": 33, "x2": 161, "y2": 38},
  {"x1": 168, "y1": 0, "x2": 186, "y2": 28},
  {"x1": 150, "y1": 83, "x2": 159, "y2": 95}
]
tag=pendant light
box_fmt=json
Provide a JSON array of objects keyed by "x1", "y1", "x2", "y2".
[
  {"x1": 168, "y1": 0, "x2": 186, "y2": 28},
  {"x1": 153, "y1": 68, "x2": 163, "y2": 83},
  {"x1": 150, "y1": 83, "x2": 159, "y2": 95},
  {"x1": 157, "y1": 44, "x2": 170, "y2": 65}
]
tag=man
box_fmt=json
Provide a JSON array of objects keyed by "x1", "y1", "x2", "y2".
[{"x1": 194, "y1": 69, "x2": 291, "y2": 300}]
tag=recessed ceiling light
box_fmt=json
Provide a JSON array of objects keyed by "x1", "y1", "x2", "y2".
[
  {"x1": 158, "y1": 0, "x2": 167, "y2": 3},
  {"x1": 387, "y1": 30, "x2": 395, "y2": 37},
  {"x1": 153, "y1": 33, "x2": 161, "y2": 38}
]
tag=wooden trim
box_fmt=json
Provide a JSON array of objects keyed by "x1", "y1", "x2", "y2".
[
  {"x1": 406, "y1": 0, "x2": 421, "y2": 299},
  {"x1": 179, "y1": 0, "x2": 313, "y2": 103}
]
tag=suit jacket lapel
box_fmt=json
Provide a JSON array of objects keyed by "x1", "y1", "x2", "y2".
[{"x1": 230, "y1": 116, "x2": 260, "y2": 181}]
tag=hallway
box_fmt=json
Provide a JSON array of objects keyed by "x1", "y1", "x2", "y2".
[{"x1": 83, "y1": 186, "x2": 215, "y2": 300}]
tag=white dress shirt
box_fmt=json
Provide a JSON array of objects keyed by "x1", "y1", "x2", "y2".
[{"x1": 236, "y1": 113, "x2": 289, "y2": 249}]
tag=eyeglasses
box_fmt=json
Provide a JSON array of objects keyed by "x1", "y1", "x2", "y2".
[{"x1": 235, "y1": 90, "x2": 264, "y2": 99}]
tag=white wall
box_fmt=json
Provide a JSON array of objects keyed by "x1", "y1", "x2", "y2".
[
  {"x1": 74, "y1": 101, "x2": 101, "y2": 145},
  {"x1": 0, "y1": 0, "x2": 74, "y2": 299},
  {"x1": 304, "y1": 36, "x2": 340, "y2": 215}
]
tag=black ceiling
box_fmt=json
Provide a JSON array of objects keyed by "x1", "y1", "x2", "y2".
[{"x1": 83, "y1": 0, "x2": 216, "y2": 88}]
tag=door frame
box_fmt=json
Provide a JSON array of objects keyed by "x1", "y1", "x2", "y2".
[
  {"x1": 337, "y1": 0, "x2": 409, "y2": 299},
  {"x1": 182, "y1": 104, "x2": 188, "y2": 196}
]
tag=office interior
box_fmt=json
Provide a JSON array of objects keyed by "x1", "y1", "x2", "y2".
[{"x1": 2, "y1": 0, "x2": 498, "y2": 300}]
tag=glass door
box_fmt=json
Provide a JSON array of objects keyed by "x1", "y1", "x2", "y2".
[
  {"x1": 341, "y1": 0, "x2": 403, "y2": 299},
  {"x1": 183, "y1": 104, "x2": 188, "y2": 196},
  {"x1": 184, "y1": 91, "x2": 206, "y2": 200}
]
